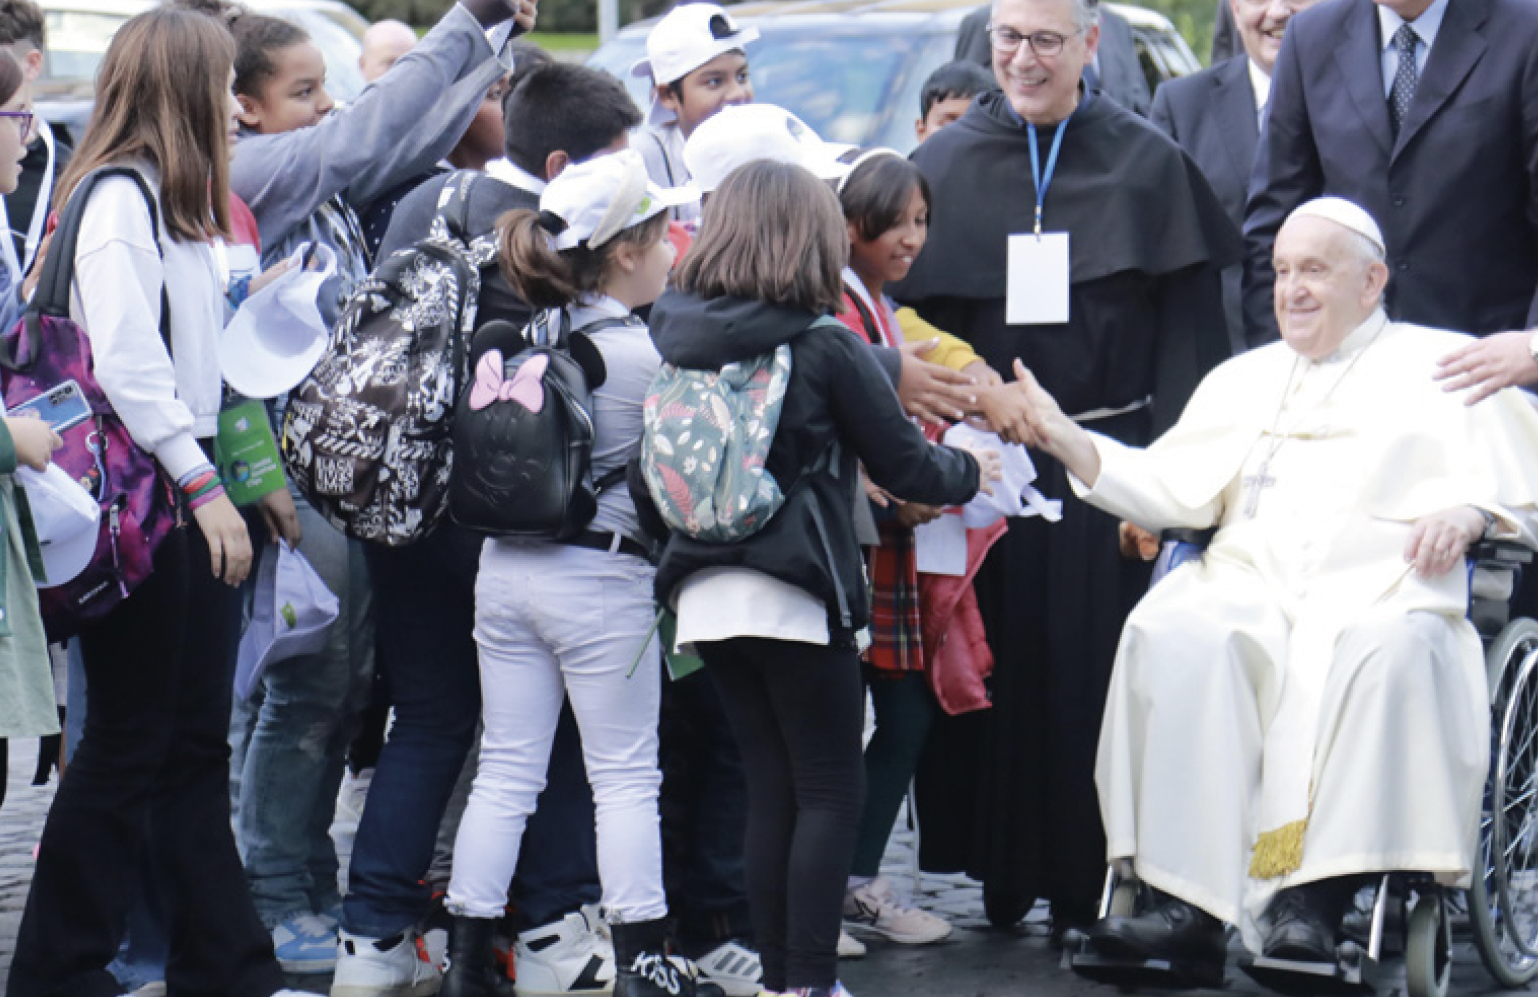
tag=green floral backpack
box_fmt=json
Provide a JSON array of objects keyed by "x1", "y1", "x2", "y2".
[{"x1": 641, "y1": 316, "x2": 843, "y2": 542}]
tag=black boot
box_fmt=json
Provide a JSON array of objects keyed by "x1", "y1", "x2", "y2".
[
  {"x1": 612, "y1": 919, "x2": 725, "y2": 997},
  {"x1": 1085, "y1": 889, "x2": 1227, "y2": 968},
  {"x1": 1262, "y1": 879, "x2": 1355, "y2": 962},
  {"x1": 439, "y1": 915, "x2": 515, "y2": 997}
]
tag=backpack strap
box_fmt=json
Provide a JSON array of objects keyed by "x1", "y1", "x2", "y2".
[
  {"x1": 841, "y1": 291, "x2": 881, "y2": 347},
  {"x1": 443, "y1": 169, "x2": 480, "y2": 245},
  {"x1": 10, "y1": 166, "x2": 172, "y2": 372}
]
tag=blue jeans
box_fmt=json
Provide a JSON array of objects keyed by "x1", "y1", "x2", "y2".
[
  {"x1": 344, "y1": 524, "x2": 600, "y2": 938},
  {"x1": 238, "y1": 494, "x2": 374, "y2": 925},
  {"x1": 345, "y1": 525, "x2": 484, "y2": 937}
]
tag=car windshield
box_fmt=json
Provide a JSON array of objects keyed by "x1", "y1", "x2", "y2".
[
  {"x1": 589, "y1": 24, "x2": 955, "y2": 153},
  {"x1": 37, "y1": 4, "x2": 363, "y2": 103},
  {"x1": 40, "y1": 10, "x2": 125, "y2": 97}
]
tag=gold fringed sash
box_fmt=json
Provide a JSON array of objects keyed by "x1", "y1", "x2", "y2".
[{"x1": 1249, "y1": 817, "x2": 1307, "y2": 879}]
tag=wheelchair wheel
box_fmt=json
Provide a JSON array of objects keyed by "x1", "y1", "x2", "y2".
[
  {"x1": 1406, "y1": 894, "x2": 1451, "y2": 997},
  {"x1": 1490, "y1": 622, "x2": 1538, "y2": 968},
  {"x1": 1471, "y1": 619, "x2": 1538, "y2": 985}
]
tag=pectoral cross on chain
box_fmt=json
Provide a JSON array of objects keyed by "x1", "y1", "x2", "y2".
[{"x1": 1242, "y1": 460, "x2": 1276, "y2": 519}]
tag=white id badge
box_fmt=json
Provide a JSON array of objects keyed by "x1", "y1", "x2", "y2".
[
  {"x1": 1006, "y1": 232, "x2": 1070, "y2": 325},
  {"x1": 915, "y1": 513, "x2": 967, "y2": 577}
]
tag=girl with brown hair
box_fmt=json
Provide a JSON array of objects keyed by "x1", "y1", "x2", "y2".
[
  {"x1": 7, "y1": 9, "x2": 316, "y2": 997},
  {"x1": 438, "y1": 148, "x2": 711, "y2": 997},
  {"x1": 645, "y1": 160, "x2": 998, "y2": 997}
]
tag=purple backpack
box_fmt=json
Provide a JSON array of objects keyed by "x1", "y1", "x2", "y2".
[{"x1": 0, "y1": 167, "x2": 178, "y2": 642}]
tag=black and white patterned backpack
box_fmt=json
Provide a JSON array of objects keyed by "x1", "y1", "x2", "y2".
[{"x1": 282, "y1": 171, "x2": 496, "y2": 545}]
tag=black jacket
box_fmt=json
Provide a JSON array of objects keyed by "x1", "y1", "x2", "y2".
[{"x1": 647, "y1": 291, "x2": 980, "y2": 642}]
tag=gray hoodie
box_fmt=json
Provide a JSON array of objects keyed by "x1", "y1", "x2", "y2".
[{"x1": 230, "y1": 4, "x2": 513, "y2": 326}]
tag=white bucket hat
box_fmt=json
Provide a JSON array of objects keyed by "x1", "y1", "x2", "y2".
[
  {"x1": 630, "y1": 3, "x2": 759, "y2": 126},
  {"x1": 539, "y1": 148, "x2": 698, "y2": 251},
  {"x1": 219, "y1": 242, "x2": 338, "y2": 400},
  {"x1": 683, "y1": 104, "x2": 855, "y2": 195},
  {"x1": 18, "y1": 462, "x2": 101, "y2": 588}
]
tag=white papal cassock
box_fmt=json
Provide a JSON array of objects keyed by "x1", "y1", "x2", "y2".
[{"x1": 1069, "y1": 311, "x2": 1538, "y2": 950}]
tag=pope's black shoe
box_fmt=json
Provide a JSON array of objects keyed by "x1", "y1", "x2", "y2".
[
  {"x1": 1084, "y1": 892, "x2": 1227, "y2": 967},
  {"x1": 1261, "y1": 886, "x2": 1343, "y2": 963}
]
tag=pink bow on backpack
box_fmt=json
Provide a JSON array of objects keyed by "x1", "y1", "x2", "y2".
[{"x1": 469, "y1": 350, "x2": 547, "y2": 413}]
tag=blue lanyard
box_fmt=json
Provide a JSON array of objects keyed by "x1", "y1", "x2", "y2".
[{"x1": 1027, "y1": 115, "x2": 1071, "y2": 236}]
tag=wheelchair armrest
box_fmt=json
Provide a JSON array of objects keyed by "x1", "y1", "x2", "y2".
[
  {"x1": 1161, "y1": 527, "x2": 1216, "y2": 547},
  {"x1": 1471, "y1": 538, "x2": 1534, "y2": 568}
]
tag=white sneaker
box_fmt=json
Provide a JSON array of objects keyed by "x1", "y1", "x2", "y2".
[
  {"x1": 691, "y1": 939, "x2": 762, "y2": 997},
  {"x1": 513, "y1": 909, "x2": 616, "y2": 995},
  {"x1": 843, "y1": 877, "x2": 952, "y2": 945},
  {"x1": 331, "y1": 928, "x2": 442, "y2": 997},
  {"x1": 836, "y1": 929, "x2": 867, "y2": 959}
]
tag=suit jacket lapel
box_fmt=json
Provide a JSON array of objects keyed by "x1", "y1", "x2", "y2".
[
  {"x1": 1214, "y1": 57, "x2": 1260, "y2": 188},
  {"x1": 1334, "y1": 0, "x2": 1395, "y2": 158},
  {"x1": 1394, "y1": 0, "x2": 1490, "y2": 159}
]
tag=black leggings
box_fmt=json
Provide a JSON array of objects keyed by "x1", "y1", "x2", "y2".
[
  {"x1": 8, "y1": 527, "x2": 284, "y2": 997},
  {"x1": 700, "y1": 637, "x2": 865, "y2": 992}
]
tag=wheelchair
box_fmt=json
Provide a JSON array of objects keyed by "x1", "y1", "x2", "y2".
[{"x1": 1063, "y1": 532, "x2": 1538, "y2": 997}]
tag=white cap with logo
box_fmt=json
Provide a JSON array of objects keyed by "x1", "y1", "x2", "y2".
[
  {"x1": 539, "y1": 148, "x2": 699, "y2": 251},
  {"x1": 631, "y1": 3, "x2": 759, "y2": 125},
  {"x1": 683, "y1": 104, "x2": 854, "y2": 195}
]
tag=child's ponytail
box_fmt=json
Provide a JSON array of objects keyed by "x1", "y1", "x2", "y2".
[
  {"x1": 498, "y1": 206, "x2": 670, "y2": 310},
  {"x1": 498, "y1": 208, "x2": 587, "y2": 309}
]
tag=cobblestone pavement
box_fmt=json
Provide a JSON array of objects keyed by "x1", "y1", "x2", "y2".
[{"x1": 0, "y1": 743, "x2": 1510, "y2": 997}]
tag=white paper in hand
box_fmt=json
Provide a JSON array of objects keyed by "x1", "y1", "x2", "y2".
[
  {"x1": 219, "y1": 242, "x2": 338, "y2": 399},
  {"x1": 943, "y1": 423, "x2": 1062, "y2": 527},
  {"x1": 235, "y1": 541, "x2": 340, "y2": 700}
]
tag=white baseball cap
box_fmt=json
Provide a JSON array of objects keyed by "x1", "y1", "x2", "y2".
[
  {"x1": 540, "y1": 149, "x2": 698, "y2": 251},
  {"x1": 683, "y1": 104, "x2": 855, "y2": 195},
  {"x1": 219, "y1": 242, "x2": 338, "y2": 400},
  {"x1": 18, "y1": 463, "x2": 101, "y2": 589},
  {"x1": 630, "y1": 4, "x2": 759, "y2": 125}
]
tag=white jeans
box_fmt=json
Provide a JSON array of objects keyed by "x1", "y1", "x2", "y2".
[{"x1": 447, "y1": 540, "x2": 665, "y2": 921}]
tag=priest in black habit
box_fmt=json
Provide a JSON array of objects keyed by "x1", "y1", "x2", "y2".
[{"x1": 891, "y1": 0, "x2": 1240, "y2": 935}]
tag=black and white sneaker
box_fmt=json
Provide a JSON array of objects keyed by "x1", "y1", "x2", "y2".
[
  {"x1": 513, "y1": 909, "x2": 616, "y2": 995},
  {"x1": 615, "y1": 952, "x2": 725, "y2": 997}
]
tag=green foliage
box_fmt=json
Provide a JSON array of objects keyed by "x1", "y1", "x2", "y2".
[{"x1": 1132, "y1": 0, "x2": 1218, "y2": 65}]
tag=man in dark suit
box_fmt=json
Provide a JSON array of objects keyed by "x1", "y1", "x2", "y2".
[
  {"x1": 1243, "y1": 0, "x2": 1538, "y2": 347},
  {"x1": 1152, "y1": 0, "x2": 1315, "y2": 351},
  {"x1": 955, "y1": 0, "x2": 1152, "y2": 115}
]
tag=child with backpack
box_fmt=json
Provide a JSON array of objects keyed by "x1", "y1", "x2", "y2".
[
  {"x1": 5, "y1": 9, "x2": 319, "y2": 997},
  {"x1": 436, "y1": 148, "x2": 709, "y2": 997},
  {"x1": 643, "y1": 160, "x2": 1000, "y2": 997},
  {"x1": 633, "y1": 2, "x2": 756, "y2": 227},
  {"x1": 211, "y1": 0, "x2": 532, "y2": 975}
]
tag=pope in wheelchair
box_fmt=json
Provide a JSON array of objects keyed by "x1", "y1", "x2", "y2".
[{"x1": 982, "y1": 197, "x2": 1538, "y2": 982}]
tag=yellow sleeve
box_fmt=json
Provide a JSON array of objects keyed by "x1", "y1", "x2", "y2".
[{"x1": 895, "y1": 307, "x2": 983, "y2": 373}]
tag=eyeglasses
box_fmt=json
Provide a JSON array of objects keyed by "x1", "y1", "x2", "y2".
[
  {"x1": 986, "y1": 24, "x2": 1085, "y2": 57},
  {"x1": 0, "y1": 110, "x2": 33, "y2": 139}
]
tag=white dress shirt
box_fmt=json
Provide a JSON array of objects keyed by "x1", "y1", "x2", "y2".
[{"x1": 1377, "y1": 0, "x2": 1449, "y2": 96}]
